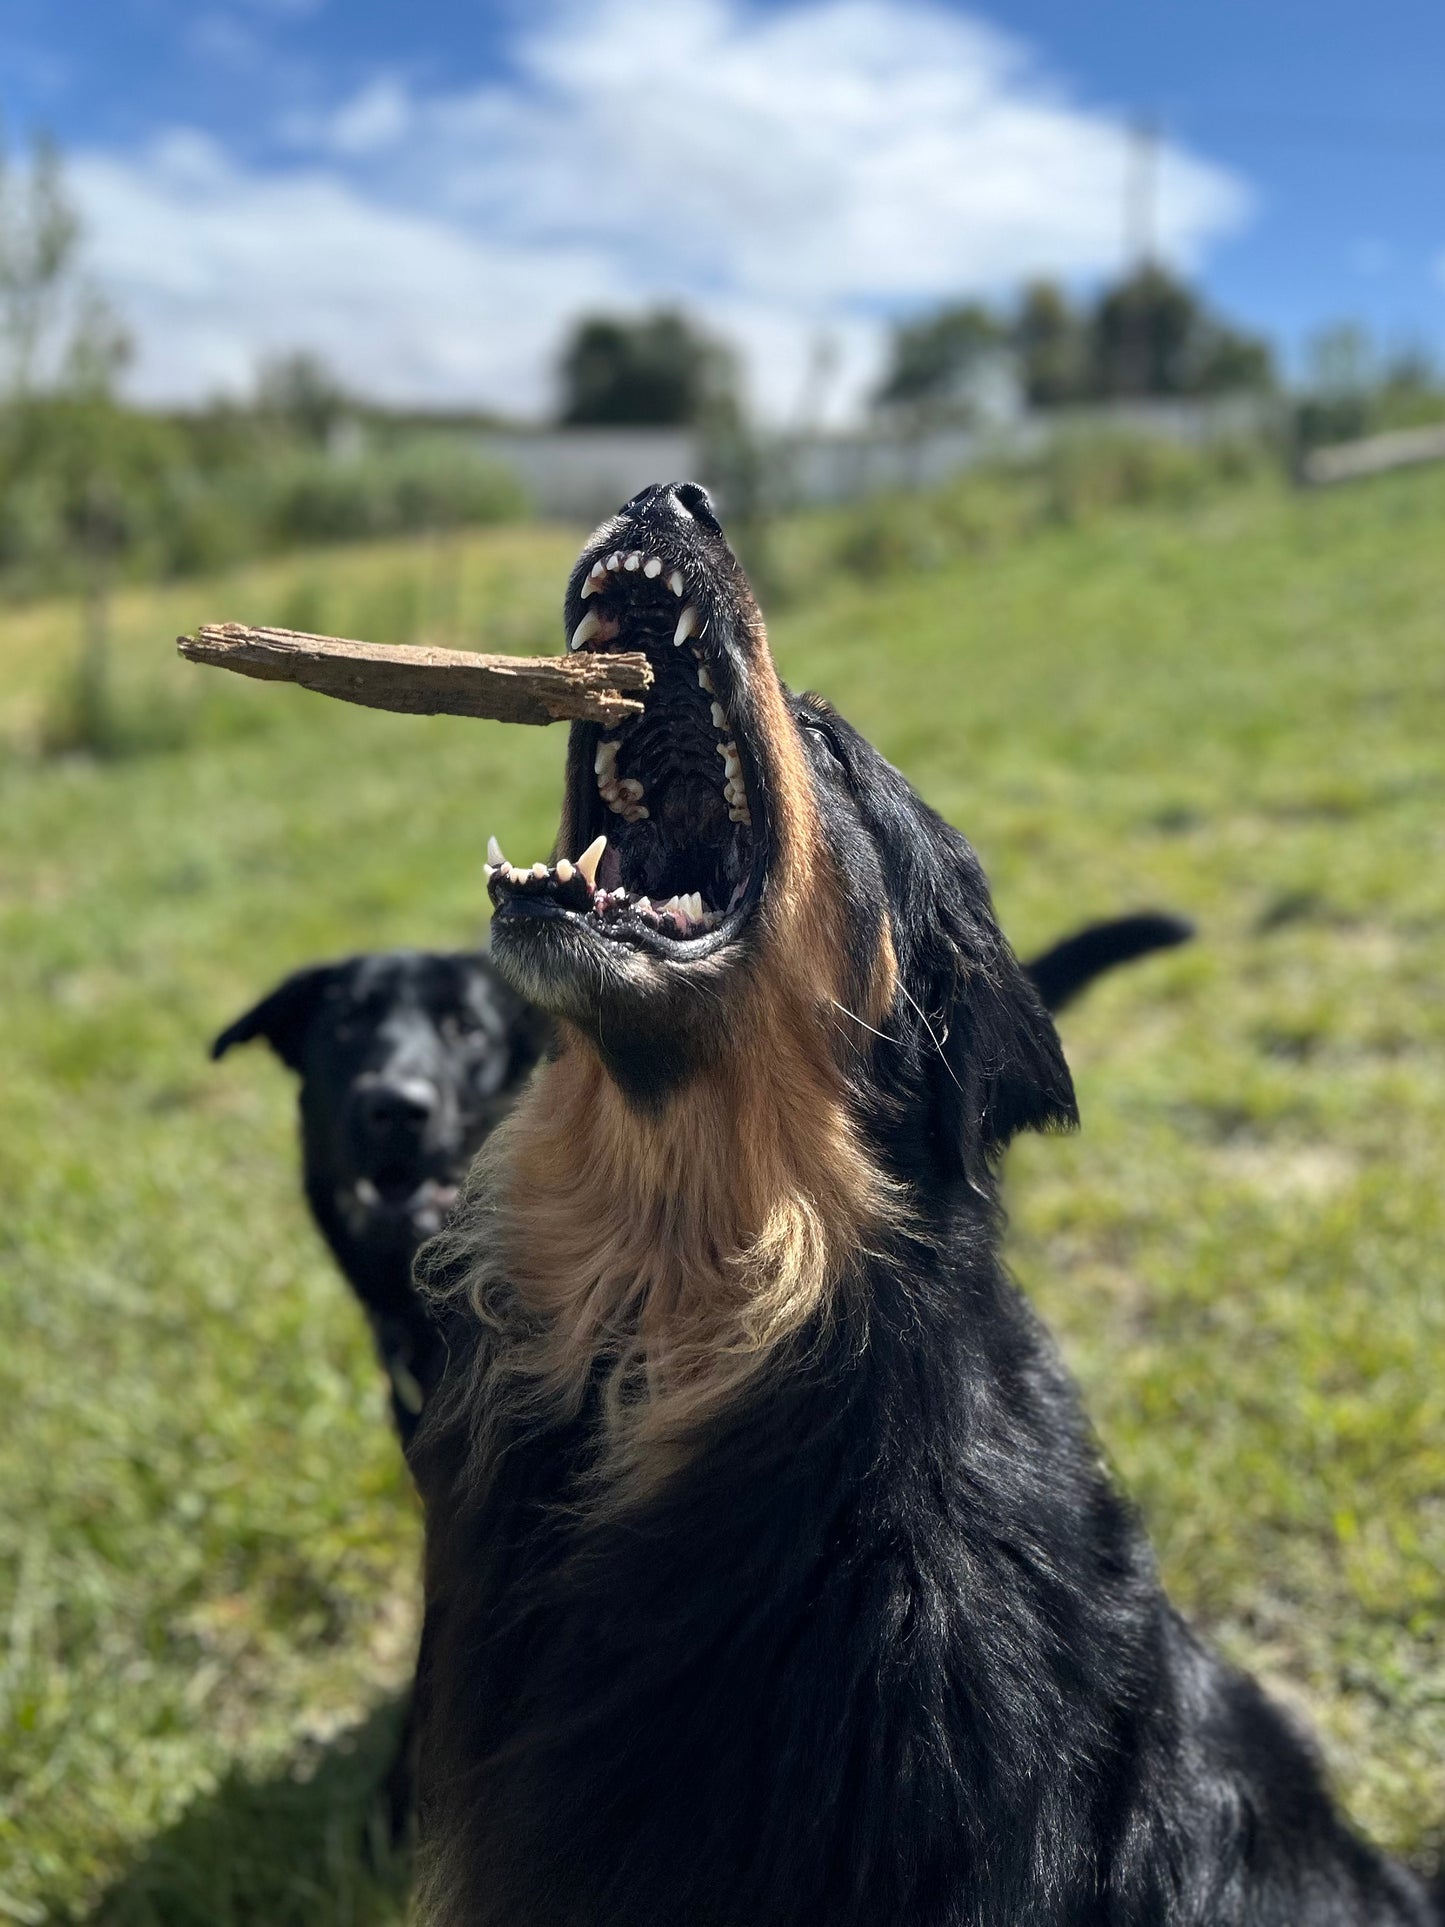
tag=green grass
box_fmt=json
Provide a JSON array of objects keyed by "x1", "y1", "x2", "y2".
[{"x1": 2, "y1": 469, "x2": 1443, "y2": 1920}]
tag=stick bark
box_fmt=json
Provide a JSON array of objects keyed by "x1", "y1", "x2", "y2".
[{"x1": 176, "y1": 623, "x2": 652, "y2": 728}]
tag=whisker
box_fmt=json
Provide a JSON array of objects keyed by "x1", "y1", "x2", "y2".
[
  {"x1": 897, "y1": 981, "x2": 964, "y2": 1094},
  {"x1": 829, "y1": 998, "x2": 893, "y2": 1045}
]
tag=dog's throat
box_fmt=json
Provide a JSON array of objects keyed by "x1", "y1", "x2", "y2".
[{"x1": 481, "y1": 1018, "x2": 898, "y2": 1502}]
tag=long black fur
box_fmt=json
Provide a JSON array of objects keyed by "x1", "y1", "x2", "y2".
[{"x1": 408, "y1": 488, "x2": 1436, "y2": 1925}]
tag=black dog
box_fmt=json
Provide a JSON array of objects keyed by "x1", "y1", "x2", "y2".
[
  {"x1": 409, "y1": 484, "x2": 1437, "y2": 1924},
  {"x1": 213, "y1": 949, "x2": 544, "y2": 1438},
  {"x1": 213, "y1": 920, "x2": 1188, "y2": 1445}
]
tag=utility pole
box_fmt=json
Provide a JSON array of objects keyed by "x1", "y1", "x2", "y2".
[
  {"x1": 1122, "y1": 114, "x2": 1160, "y2": 397},
  {"x1": 1125, "y1": 114, "x2": 1160, "y2": 272}
]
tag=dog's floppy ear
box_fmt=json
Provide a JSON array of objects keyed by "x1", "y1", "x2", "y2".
[
  {"x1": 905, "y1": 814, "x2": 1077, "y2": 1181},
  {"x1": 935, "y1": 946, "x2": 1078, "y2": 1176},
  {"x1": 211, "y1": 965, "x2": 339, "y2": 1072}
]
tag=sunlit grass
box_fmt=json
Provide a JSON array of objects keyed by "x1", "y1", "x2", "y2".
[{"x1": 2, "y1": 469, "x2": 1443, "y2": 1919}]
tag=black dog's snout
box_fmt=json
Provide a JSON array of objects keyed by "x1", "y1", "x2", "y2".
[{"x1": 354, "y1": 1076, "x2": 437, "y2": 1137}]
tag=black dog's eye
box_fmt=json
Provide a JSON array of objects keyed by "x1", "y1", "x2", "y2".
[{"x1": 442, "y1": 1011, "x2": 485, "y2": 1043}]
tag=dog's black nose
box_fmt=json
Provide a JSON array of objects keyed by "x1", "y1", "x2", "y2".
[
  {"x1": 355, "y1": 1077, "x2": 437, "y2": 1136},
  {"x1": 668, "y1": 481, "x2": 722, "y2": 531}
]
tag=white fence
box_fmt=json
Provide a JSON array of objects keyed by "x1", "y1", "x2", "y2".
[{"x1": 472, "y1": 396, "x2": 1277, "y2": 521}]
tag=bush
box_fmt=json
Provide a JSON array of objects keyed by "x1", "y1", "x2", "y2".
[
  {"x1": 828, "y1": 430, "x2": 1273, "y2": 584},
  {"x1": 259, "y1": 441, "x2": 527, "y2": 549},
  {"x1": 0, "y1": 410, "x2": 529, "y2": 600}
]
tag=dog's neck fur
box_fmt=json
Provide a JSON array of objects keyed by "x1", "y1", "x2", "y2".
[{"x1": 447, "y1": 800, "x2": 902, "y2": 1505}]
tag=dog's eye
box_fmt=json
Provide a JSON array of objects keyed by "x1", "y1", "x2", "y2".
[{"x1": 801, "y1": 717, "x2": 843, "y2": 763}]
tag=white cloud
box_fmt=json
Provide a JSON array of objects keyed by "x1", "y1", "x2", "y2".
[{"x1": 73, "y1": 0, "x2": 1252, "y2": 419}]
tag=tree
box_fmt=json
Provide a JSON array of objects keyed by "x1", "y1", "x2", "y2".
[
  {"x1": 255, "y1": 349, "x2": 353, "y2": 446},
  {"x1": 1088, "y1": 266, "x2": 1272, "y2": 401},
  {"x1": 0, "y1": 127, "x2": 142, "y2": 749},
  {"x1": 1012, "y1": 281, "x2": 1087, "y2": 409},
  {"x1": 557, "y1": 310, "x2": 737, "y2": 427},
  {"x1": 0, "y1": 128, "x2": 129, "y2": 400},
  {"x1": 874, "y1": 301, "x2": 1006, "y2": 415}
]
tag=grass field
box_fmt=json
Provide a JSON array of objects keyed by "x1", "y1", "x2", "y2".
[{"x1": 2, "y1": 465, "x2": 1443, "y2": 1921}]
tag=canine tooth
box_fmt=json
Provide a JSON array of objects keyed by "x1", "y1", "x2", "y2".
[
  {"x1": 643, "y1": 556, "x2": 663, "y2": 578},
  {"x1": 697, "y1": 664, "x2": 715, "y2": 694},
  {"x1": 668, "y1": 570, "x2": 685, "y2": 597},
  {"x1": 576, "y1": 835, "x2": 607, "y2": 887},
  {"x1": 673, "y1": 605, "x2": 699, "y2": 647},
  {"x1": 624, "y1": 550, "x2": 642, "y2": 571},
  {"x1": 487, "y1": 835, "x2": 507, "y2": 866},
  {"x1": 532, "y1": 862, "x2": 549, "y2": 880},
  {"x1": 594, "y1": 739, "x2": 620, "y2": 775},
  {"x1": 710, "y1": 701, "x2": 728, "y2": 730},
  {"x1": 556, "y1": 858, "x2": 575, "y2": 883},
  {"x1": 571, "y1": 611, "x2": 604, "y2": 651},
  {"x1": 580, "y1": 576, "x2": 600, "y2": 598}
]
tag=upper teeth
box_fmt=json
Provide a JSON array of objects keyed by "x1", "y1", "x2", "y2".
[{"x1": 673, "y1": 605, "x2": 700, "y2": 648}]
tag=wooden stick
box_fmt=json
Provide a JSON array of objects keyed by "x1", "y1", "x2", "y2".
[{"x1": 176, "y1": 623, "x2": 652, "y2": 728}]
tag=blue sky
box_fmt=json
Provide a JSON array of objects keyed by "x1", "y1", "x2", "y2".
[{"x1": 3, "y1": 0, "x2": 1443, "y2": 417}]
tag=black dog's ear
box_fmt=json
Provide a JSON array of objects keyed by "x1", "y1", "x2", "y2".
[{"x1": 211, "y1": 965, "x2": 338, "y2": 1071}]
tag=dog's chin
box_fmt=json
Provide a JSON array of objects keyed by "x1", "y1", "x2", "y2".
[
  {"x1": 334, "y1": 1174, "x2": 460, "y2": 1245},
  {"x1": 491, "y1": 901, "x2": 672, "y2": 1021}
]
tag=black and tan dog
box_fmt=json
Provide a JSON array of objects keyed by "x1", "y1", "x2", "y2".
[
  {"x1": 409, "y1": 483, "x2": 1438, "y2": 1926},
  {"x1": 213, "y1": 921, "x2": 1187, "y2": 1444}
]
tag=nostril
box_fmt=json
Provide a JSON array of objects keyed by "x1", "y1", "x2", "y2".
[{"x1": 671, "y1": 482, "x2": 720, "y2": 531}]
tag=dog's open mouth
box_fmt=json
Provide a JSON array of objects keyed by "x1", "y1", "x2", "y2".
[
  {"x1": 336, "y1": 1171, "x2": 459, "y2": 1239},
  {"x1": 485, "y1": 536, "x2": 765, "y2": 963}
]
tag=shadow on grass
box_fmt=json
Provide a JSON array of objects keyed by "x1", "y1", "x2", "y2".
[{"x1": 77, "y1": 1697, "x2": 412, "y2": 1927}]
